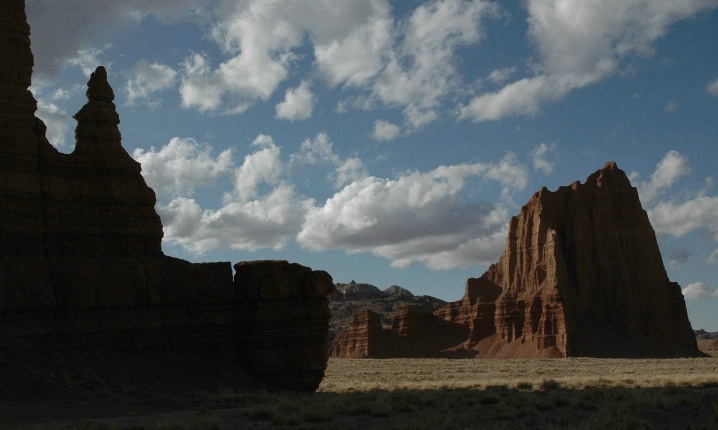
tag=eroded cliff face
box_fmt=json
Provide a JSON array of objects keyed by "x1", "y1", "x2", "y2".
[
  {"x1": 331, "y1": 163, "x2": 702, "y2": 359},
  {"x1": 0, "y1": 0, "x2": 333, "y2": 391},
  {"x1": 480, "y1": 162, "x2": 698, "y2": 357}
]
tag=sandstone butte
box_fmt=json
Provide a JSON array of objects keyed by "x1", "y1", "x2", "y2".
[
  {"x1": 0, "y1": 0, "x2": 334, "y2": 391},
  {"x1": 331, "y1": 162, "x2": 704, "y2": 359}
]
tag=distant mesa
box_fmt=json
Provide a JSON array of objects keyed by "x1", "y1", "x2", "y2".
[
  {"x1": 0, "y1": 0, "x2": 333, "y2": 392},
  {"x1": 331, "y1": 162, "x2": 704, "y2": 359}
]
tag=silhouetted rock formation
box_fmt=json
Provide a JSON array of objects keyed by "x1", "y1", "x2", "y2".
[
  {"x1": 0, "y1": 0, "x2": 333, "y2": 392},
  {"x1": 331, "y1": 163, "x2": 703, "y2": 359}
]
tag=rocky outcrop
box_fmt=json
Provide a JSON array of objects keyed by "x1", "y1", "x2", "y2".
[
  {"x1": 1, "y1": 0, "x2": 333, "y2": 392},
  {"x1": 330, "y1": 309, "x2": 385, "y2": 358},
  {"x1": 331, "y1": 163, "x2": 702, "y2": 359},
  {"x1": 235, "y1": 260, "x2": 334, "y2": 390},
  {"x1": 328, "y1": 281, "x2": 447, "y2": 350},
  {"x1": 479, "y1": 162, "x2": 699, "y2": 358},
  {"x1": 330, "y1": 304, "x2": 471, "y2": 358},
  {"x1": 331, "y1": 281, "x2": 385, "y2": 301}
]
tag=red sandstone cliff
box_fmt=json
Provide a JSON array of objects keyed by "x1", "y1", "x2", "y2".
[
  {"x1": 331, "y1": 163, "x2": 702, "y2": 359},
  {"x1": 0, "y1": 0, "x2": 333, "y2": 391}
]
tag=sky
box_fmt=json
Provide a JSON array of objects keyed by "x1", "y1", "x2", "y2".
[{"x1": 24, "y1": 0, "x2": 718, "y2": 331}]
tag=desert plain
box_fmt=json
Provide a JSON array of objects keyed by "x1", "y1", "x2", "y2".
[{"x1": 2, "y1": 352, "x2": 718, "y2": 430}]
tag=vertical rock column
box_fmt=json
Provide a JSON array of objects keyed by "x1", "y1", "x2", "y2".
[
  {"x1": 234, "y1": 260, "x2": 335, "y2": 391},
  {"x1": 0, "y1": 0, "x2": 55, "y2": 313}
]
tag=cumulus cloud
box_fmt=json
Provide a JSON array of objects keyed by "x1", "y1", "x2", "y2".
[
  {"x1": 132, "y1": 137, "x2": 234, "y2": 200},
  {"x1": 26, "y1": 0, "x2": 205, "y2": 80},
  {"x1": 639, "y1": 151, "x2": 718, "y2": 241},
  {"x1": 648, "y1": 196, "x2": 718, "y2": 240},
  {"x1": 233, "y1": 135, "x2": 284, "y2": 202},
  {"x1": 312, "y1": 1, "x2": 392, "y2": 87},
  {"x1": 150, "y1": 134, "x2": 313, "y2": 254},
  {"x1": 636, "y1": 150, "x2": 691, "y2": 205},
  {"x1": 28, "y1": 0, "x2": 501, "y2": 130},
  {"x1": 372, "y1": 120, "x2": 401, "y2": 141},
  {"x1": 488, "y1": 67, "x2": 516, "y2": 84},
  {"x1": 707, "y1": 249, "x2": 718, "y2": 265},
  {"x1": 34, "y1": 100, "x2": 72, "y2": 149},
  {"x1": 159, "y1": 185, "x2": 313, "y2": 253},
  {"x1": 459, "y1": 75, "x2": 575, "y2": 122},
  {"x1": 179, "y1": 52, "x2": 225, "y2": 112},
  {"x1": 530, "y1": 143, "x2": 558, "y2": 175},
  {"x1": 290, "y1": 133, "x2": 368, "y2": 189},
  {"x1": 125, "y1": 60, "x2": 178, "y2": 107},
  {"x1": 297, "y1": 156, "x2": 526, "y2": 269},
  {"x1": 682, "y1": 282, "x2": 718, "y2": 300},
  {"x1": 178, "y1": 1, "x2": 307, "y2": 114},
  {"x1": 707, "y1": 78, "x2": 718, "y2": 96},
  {"x1": 460, "y1": 0, "x2": 718, "y2": 122},
  {"x1": 275, "y1": 81, "x2": 315, "y2": 121}
]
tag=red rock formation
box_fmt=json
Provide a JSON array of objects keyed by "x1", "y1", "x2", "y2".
[
  {"x1": 478, "y1": 162, "x2": 699, "y2": 358},
  {"x1": 331, "y1": 163, "x2": 702, "y2": 359},
  {"x1": 0, "y1": 0, "x2": 334, "y2": 392},
  {"x1": 330, "y1": 309, "x2": 385, "y2": 358}
]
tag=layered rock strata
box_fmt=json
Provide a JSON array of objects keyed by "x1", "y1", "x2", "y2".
[
  {"x1": 331, "y1": 163, "x2": 702, "y2": 358},
  {"x1": 1, "y1": 0, "x2": 333, "y2": 391}
]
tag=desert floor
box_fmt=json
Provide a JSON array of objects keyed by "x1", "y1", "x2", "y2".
[{"x1": 3, "y1": 354, "x2": 718, "y2": 430}]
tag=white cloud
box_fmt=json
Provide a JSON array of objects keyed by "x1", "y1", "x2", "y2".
[
  {"x1": 460, "y1": 0, "x2": 718, "y2": 122},
  {"x1": 372, "y1": 120, "x2": 401, "y2": 141},
  {"x1": 290, "y1": 133, "x2": 368, "y2": 189},
  {"x1": 177, "y1": 1, "x2": 307, "y2": 114},
  {"x1": 636, "y1": 150, "x2": 691, "y2": 205},
  {"x1": 313, "y1": 1, "x2": 393, "y2": 87},
  {"x1": 483, "y1": 152, "x2": 529, "y2": 202},
  {"x1": 459, "y1": 75, "x2": 576, "y2": 122},
  {"x1": 315, "y1": 0, "x2": 498, "y2": 130},
  {"x1": 707, "y1": 249, "x2": 718, "y2": 265},
  {"x1": 275, "y1": 81, "x2": 315, "y2": 121},
  {"x1": 66, "y1": 46, "x2": 112, "y2": 77},
  {"x1": 26, "y1": 0, "x2": 205, "y2": 80},
  {"x1": 374, "y1": 0, "x2": 497, "y2": 129},
  {"x1": 34, "y1": 100, "x2": 72, "y2": 149},
  {"x1": 707, "y1": 78, "x2": 718, "y2": 96},
  {"x1": 125, "y1": 60, "x2": 178, "y2": 107},
  {"x1": 488, "y1": 67, "x2": 516, "y2": 84},
  {"x1": 297, "y1": 156, "x2": 526, "y2": 269},
  {"x1": 179, "y1": 52, "x2": 225, "y2": 112},
  {"x1": 682, "y1": 282, "x2": 718, "y2": 301},
  {"x1": 333, "y1": 158, "x2": 368, "y2": 189},
  {"x1": 233, "y1": 135, "x2": 284, "y2": 202},
  {"x1": 133, "y1": 137, "x2": 234, "y2": 200},
  {"x1": 159, "y1": 185, "x2": 313, "y2": 253},
  {"x1": 152, "y1": 133, "x2": 313, "y2": 254},
  {"x1": 530, "y1": 143, "x2": 558, "y2": 175},
  {"x1": 648, "y1": 196, "x2": 718, "y2": 240},
  {"x1": 28, "y1": 0, "x2": 499, "y2": 128},
  {"x1": 290, "y1": 133, "x2": 340, "y2": 166}
]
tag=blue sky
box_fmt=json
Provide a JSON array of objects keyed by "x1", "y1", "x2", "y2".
[{"x1": 25, "y1": 0, "x2": 718, "y2": 331}]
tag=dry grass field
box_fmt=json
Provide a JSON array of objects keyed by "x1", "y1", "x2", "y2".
[{"x1": 4, "y1": 355, "x2": 718, "y2": 430}]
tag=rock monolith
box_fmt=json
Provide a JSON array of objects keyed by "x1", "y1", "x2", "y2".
[{"x1": 331, "y1": 163, "x2": 702, "y2": 358}]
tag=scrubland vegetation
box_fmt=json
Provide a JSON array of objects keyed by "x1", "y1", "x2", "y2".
[{"x1": 5, "y1": 355, "x2": 718, "y2": 430}]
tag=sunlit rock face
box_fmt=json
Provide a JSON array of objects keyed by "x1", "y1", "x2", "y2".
[
  {"x1": 331, "y1": 163, "x2": 703, "y2": 359},
  {"x1": 0, "y1": 0, "x2": 334, "y2": 392},
  {"x1": 472, "y1": 162, "x2": 700, "y2": 358}
]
